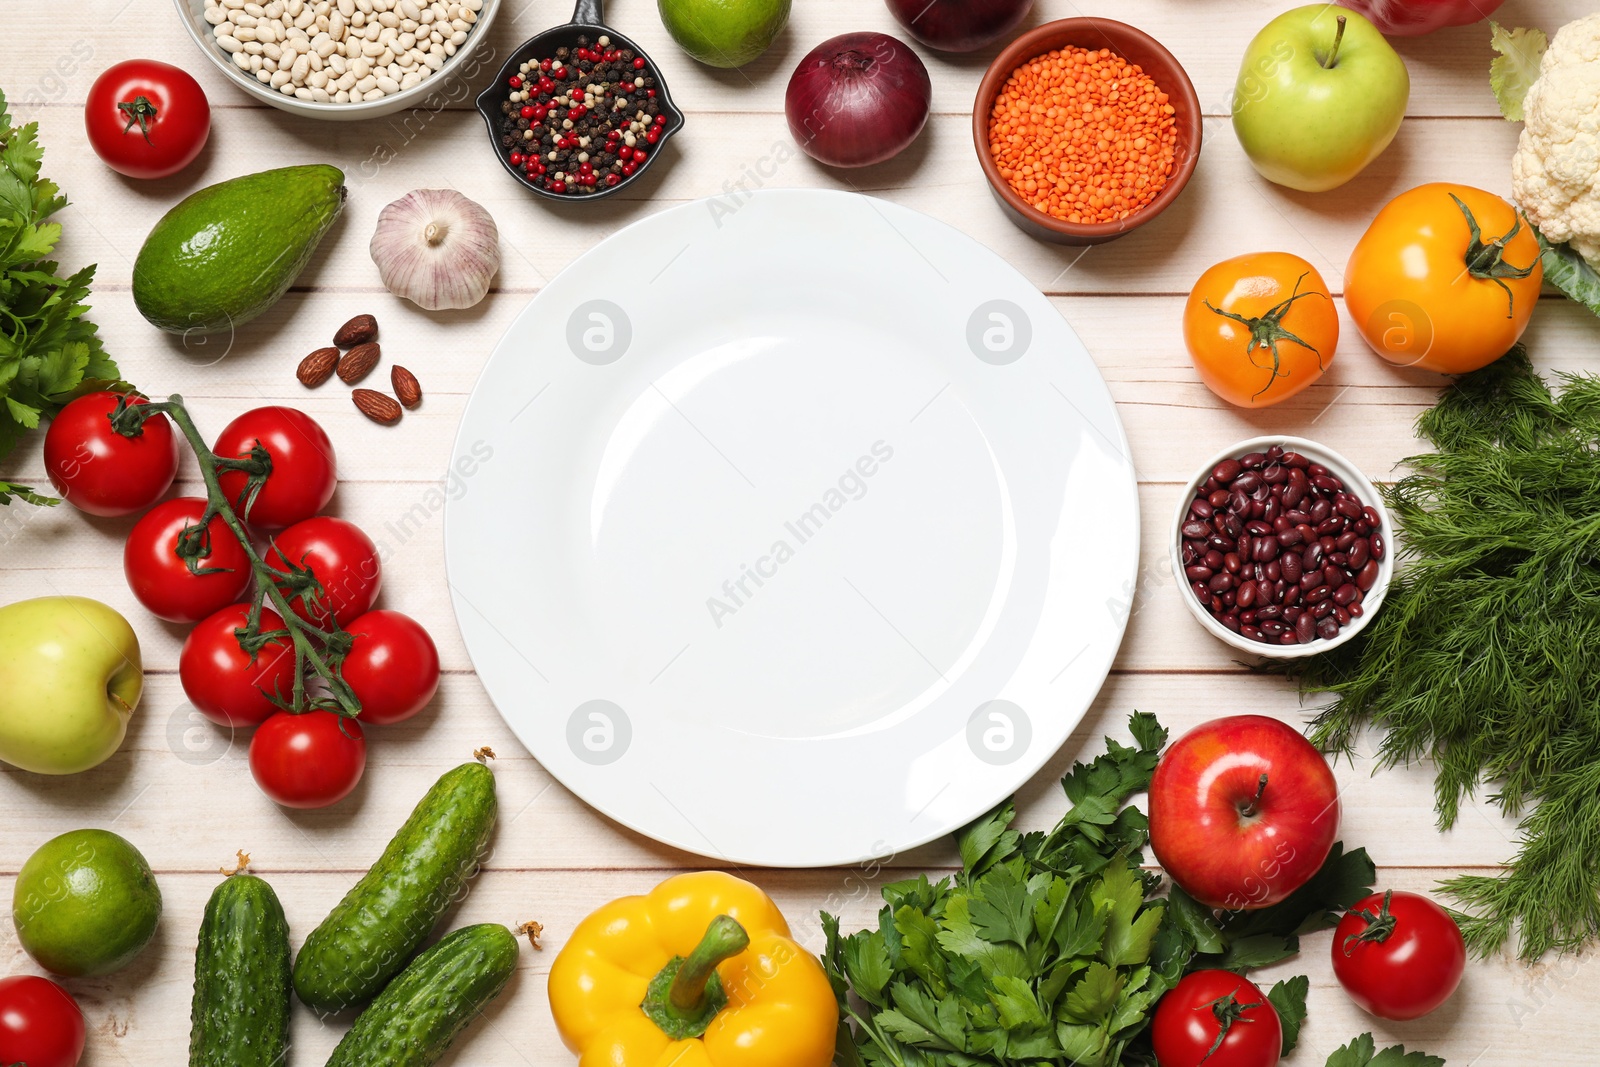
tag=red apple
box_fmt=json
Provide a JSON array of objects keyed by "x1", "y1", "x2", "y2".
[{"x1": 1148, "y1": 715, "x2": 1339, "y2": 910}]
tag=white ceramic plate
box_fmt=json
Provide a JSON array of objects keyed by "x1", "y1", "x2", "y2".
[{"x1": 445, "y1": 189, "x2": 1139, "y2": 867}]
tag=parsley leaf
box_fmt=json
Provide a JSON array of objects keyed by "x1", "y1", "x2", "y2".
[
  {"x1": 1265, "y1": 975, "x2": 1308, "y2": 1056},
  {"x1": 1325, "y1": 1033, "x2": 1446, "y2": 1067},
  {"x1": 0, "y1": 87, "x2": 123, "y2": 506}
]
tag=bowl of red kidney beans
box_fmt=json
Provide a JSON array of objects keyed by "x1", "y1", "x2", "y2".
[{"x1": 1170, "y1": 436, "x2": 1393, "y2": 657}]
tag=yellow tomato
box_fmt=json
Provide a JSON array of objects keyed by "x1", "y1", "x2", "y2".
[
  {"x1": 1345, "y1": 182, "x2": 1541, "y2": 375},
  {"x1": 1184, "y1": 252, "x2": 1339, "y2": 408}
]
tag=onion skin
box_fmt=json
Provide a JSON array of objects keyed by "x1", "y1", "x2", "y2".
[
  {"x1": 883, "y1": 0, "x2": 1034, "y2": 52},
  {"x1": 786, "y1": 32, "x2": 932, "y2": 168}
]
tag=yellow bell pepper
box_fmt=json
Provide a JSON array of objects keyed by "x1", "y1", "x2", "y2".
[{"x1": 549, "y1": 871, "x2": 838, "y2": 1067}]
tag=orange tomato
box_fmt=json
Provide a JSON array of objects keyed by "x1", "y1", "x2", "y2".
[
  {"x1": 1184, "y1": 252, "x2": 1339, "y2": 408},
  {"x1": 1345, "y1": 182, "x2": 1541, "y2": 375}
]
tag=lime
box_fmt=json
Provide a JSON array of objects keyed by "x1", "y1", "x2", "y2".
[
  {"x1": 658, "y1": 0, "x2": 791, "y2": 68},
  {"x1": 12, "y1": 829, "x2": 162, "y2": 977}
]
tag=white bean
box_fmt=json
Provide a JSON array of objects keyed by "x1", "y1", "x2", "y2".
[
  {"x1": 233, "y1": 49, "x2": 251, "y2": 68},
  {"x1": 263, "y1": 40, "x2": 283, "y2": 59},
  {"x1": 329, "y1": 11, "x2": 345, "y2": 36},
  {"x1": 295, "y1": 86, "x2": 314, "y2": 99},
  {"x1": 375, "y1": 75, "x2": 399, "y2": 92},
  {"x1": 311, "y1": 87, "x2": 332, "y2": 102},
  {"x1": 442, "y1": 39, "x2": 455, "y2": 55},
  {"x1": 243, "y1": 40, "x2": 263, "y2": 53},
  {"x1": 313, "y1": 32, "x2": 336, "y2": 55},
  {"x1": 233, "y1": 24, "x2": 257, "y2": 39},
  {"x1": 396, "y1": 31, "x2": 414, "y2": 49},
  {"x1": 448, "y1": 28, "x2": 465, "y2": 44},
  {"x1": 396, "y1": 50, "x2": 416, "y2": 67},
  {"x1": 336, "y1": 70, "x2": 357, "y2": 89},
  {"x1": 213, "y1": 21, "x2": 233, "y2": 37},
  {"x1": 363, "y1": 87, "x2": 385, "y2": 100},
  {"x1": 264, "y1": 0, "x2": 284, "y2": 15},
  {"x1": 223, "y1": 0, "x2": 245, "y2": 7},
  {"x1": 350, "y1": 10, "x2": 365, "y2": 26},
  {"x1": 400, "y1": 70, "x2": 422, "y2": 88},
  {"x1": 286, "y1": 0, "x2": 301, "y2": 14},
  {"x1": 309, "y1": 51, "x2": 323, "y2": 69},
  {"x1": 378, "y1": 11, "x2": 398, "y2": 27},
  {"x1": 249, "y1": 53, "x2": 263, "y2": 69},
  {"x1": 349, "y1": 55, "x2": 370, "y2": 76},
  {"x1": 204, "y1": 5, "x2": 229, "y2": 24},
  {"x1": 217, "y1": 34, "x2": 243, "y2": 52},
  {"x1": 271, "y1": 69, "x2": 292, "y2": 86},
  {"x1": 424, "y1": 50, "x2": 444, "y2": 70},
  {"x1": 334, "y1": 88, "x2": 350, "y2": 101},
  {"x1": 295, "y1": 8, "x2": 316, "y2": 27},
  {"x1": 257, "y1": 69, "x2": 273, "y2": 82},
  {"x1": 355, "y1": 74, "x2": 378, "y2": 92},
  {"x1": 355, "y1": 0, "x2": 372, "y2": 12},
  {"x1": 291, "y1": 52, "x2": 311, "y2": 81},
  {"x1": 377, "y1": 25, "x2": 397, "y2": 43},
  {"x1": 263, "y1": 56, "x2": 278, "y2": 70},
  {"x1": 399, "y1": 17, "x2": 417, "y2": 31},
  {"x1": 464, "y1": 0, "x2": 481, "y2": 10},
  {"x1": 308, "y1": 69, "x2": 330, "y2": 87}
]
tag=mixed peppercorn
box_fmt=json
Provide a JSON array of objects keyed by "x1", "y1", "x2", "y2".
[{"x1": 496, "y1": 35, "x2": 667, "y2": 195}]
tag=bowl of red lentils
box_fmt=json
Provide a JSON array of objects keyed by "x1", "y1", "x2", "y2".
[
  {"x1": 1171, "y1": 436, "x2": 1394, "y2": 659},
  {"x1": 974, "y1": 18, "x2": 1202, "y2": 245}
]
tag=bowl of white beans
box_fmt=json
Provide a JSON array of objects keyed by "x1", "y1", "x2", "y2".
[{"x1": 175, "y1": 0, "x2": 501, "y2": 120}]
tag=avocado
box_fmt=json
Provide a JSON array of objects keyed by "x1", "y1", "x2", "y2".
[{"x1": 132, "y1": 164, "x2": 346, "y2": 334}]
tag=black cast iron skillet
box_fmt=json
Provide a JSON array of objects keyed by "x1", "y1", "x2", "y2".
[{"x1": 476, "y1": 0, "x2": 685, "y2": 201}]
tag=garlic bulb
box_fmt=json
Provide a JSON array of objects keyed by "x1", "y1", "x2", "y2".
[{"x1": 370, "y1": 189, "x2": 500, "y2": 311}]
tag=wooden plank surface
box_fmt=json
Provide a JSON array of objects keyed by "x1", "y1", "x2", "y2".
[{"x1": 2, "y1": 0, "x2": 1596, "y2": 1063}]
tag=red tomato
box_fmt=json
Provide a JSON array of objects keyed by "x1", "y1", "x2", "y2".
[
  {"x1": 180, "y1": 604, "x2": 299, "y2": 728},
  {"x1": 249, "y1": 710, "x2": 367, "y2": 809},
  {"x1": 341, "y1": 610, "x2": 440, "y2": 725},
  {"x1": 84, "y1": 59, "x2": 210, "y2": 179},
  {"x1": 213, "y1": 407, "x2": 337, "y2": 529},
  {"x1": 124, "y1": 497, "x2": 252, "y2": 623},
  {"x1": 264, "y1": 517, "x2": 382, "y2": 628},
  {"x1": 1332, "y1": 890, "x2": 1466, "y2": 1021},
  {"x1": 0, "y1": 974, "x2": 86, "y2": 1067},
  {"x1": 43, "y1": 391, "x2": 179, "y2": 517},
  {"x1": 1152, "y1": 970, "x2": 1281, "y2": 1067},
  {"x1": 1149, "y1": 715, "x2": 1339, "y2": 910}
]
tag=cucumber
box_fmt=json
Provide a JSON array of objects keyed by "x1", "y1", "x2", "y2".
[
  {"x1": 189, "y1": 872, "x2": 291, "y2": 1067},
  {"x1": 293, "y1": 759, "x2": 497, "y2": 1013},
  {"x1": 324, "y1": 923, "x2": 519, "y2": 1067}
]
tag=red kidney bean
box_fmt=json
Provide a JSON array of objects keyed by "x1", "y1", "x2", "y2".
[
  {"x1": 1224, "y1": 552, "x2": 1242, "y2": 573},
  {"x1": 1370, "y1": 533, "x2": 1386, "y2": 561},
  {"x1": 1190, "y1": 498, "x2": 1215, "y2": 519},
  {"x1": 1309, "y1": 499, "x2": 1332, "y2": 524},
  {"x1": 1356, "y1": 559, "x2": 1381, "y2": 590},
  {"x1": 1186, "y1": 565, "x2": 1213, "y2": 582},
  {"x1": 1335, "y1": 530, "x2": 1360, "y2": 551},
  {"x1": 1328, "y1": 552, "x2": 1349, "y2": 567},
  {"x1": 1265, "y1": 560, "x2": 1281, "y2": 581},
  {"x1": 1281, "y1": 481, "x2": 1305, "y2": 508},
  {"x1": 1209, "y1": 489, "x2": 1230, "y2": 508},
  {"x1": 1316, "y1": 617, "x2": 1340, "y2": 640},
  {"x1": 1230, "y1": 490, "x2": 1250, "y2": 514},
  {"x1": 1294, "y1": 613, "x2": 1316, "y2": 643},
  {"x1": 1276, "y1": 527, "x2": 1302, "y2": 548},
  {"x1": 1214, "y1": 459, "x2": 1243, "y2": 483},
  {"x1": 1281, "y1": 552, "x2": 1302, "y2": 582},
  {"x1": 1362, "y1": 506, "x2": 1381, "y2": 528},
  {"x1": 1349, "y1": 603, "x2": 1363, "y2": 618},
  {"x1": 1312, "y1": 599, "x2": 1334, "y2": 619},
  {"x1": 1208, "y1": 572, "x2": 1234, "y2": 593},
  {"x1": 1333, "y1": 604, "x2": 1352, "y2": 626},
  {"x1": 1219, "y1": 613, "x2": 1241, "y2": 632},
  {"x1": 1282, "y1": 451, "x2": 1307, "y2": 467},
  {"x1": 1237, "y1": 581, "x2": 1257, "y2": 608},
  {"x1": 1257, "y1": 605, "x2": 1283, "y2": 620},
  {"x1": 1182, "y1": 520, "x2": 1210, "y2": 539},
  {"x1": 1335, "y1": 496, "x2": 1363, "y2": 519},
  {"x1": 1208, "y1": 533, "x2": 1234, "y2": 553},
  {"x1": 1263, "y1": 464, "x2": 1289, "y2": 484},
  {"x1": 1307, "y1": 462, "x2": 1330, "y2": 477},
  {"x1": 1260, "y1": 620, "x2": 1289, "y2": 638},
  {"x1": 1253, "y1": 538, "x2": 1277, "y2": 563},
  {"x1": 1241, "y1": 624, "x2": 1264, "y2": 642},
  {"x1": 1323, "y1": 564, "x2": 1345, "y2": 588},
  {"x1": 1266, "y1": 445, "x2": 1285, "y2": 460},
  {"x1": 1212, "y1": 595, "x2": 1226, "y2": 613},
  {"x1": 1233, "y1": 471, "x2": 1264, "y2": 493},
  {"x1": 1312, "y1": 474, "x2": 1345, "y2": 493},
  {"x1": 1305, "y1": 584, "x2": 1332, "y2": 605},
  {"x1": 1303, "y1": 543, "x2": 1324, "y2": 570},
  {"x1": 1240, "y1": 452, "x2": 1266, "y2": 469},
  {"x1": 1205, "y1": 550, "x2": 1224, "y2": 569},
  {"x1": 1333, "y1": 584, "x2": 1359, "y2": 605},
  {"x1": 1246, "y1": 520, "x2": 1273, "y2": 536},
  {"x1": 1283, "y1": 585, "x2": 1301, "y2": 607},
  {"x1": 1183, "y1": 542, "x2": 1201, "y2": 565}
]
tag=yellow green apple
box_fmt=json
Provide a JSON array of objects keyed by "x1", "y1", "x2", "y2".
[
  {"x1": 1232, "y1": 5, "x2": 1410, "y2": 193},
  {"x1": 0, "y1": 597, "x2": 142, "y2": 774}
]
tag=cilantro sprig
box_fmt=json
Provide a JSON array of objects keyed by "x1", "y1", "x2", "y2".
[
  {"x1": 0, "y1": 86, "x2": 123, "y2": 504},
  {"x1": 823, "y1": 713, "x2": 1384, "y2": 1067}
]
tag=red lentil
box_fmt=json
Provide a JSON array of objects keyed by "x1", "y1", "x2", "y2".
[{"x1": 988, "y1": 45, "x2": 1178, "y2": 225}]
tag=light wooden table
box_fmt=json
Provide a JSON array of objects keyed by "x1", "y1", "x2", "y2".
[{"x1": 1, "y1": 1, "x2": 1593, "y2": 1062}]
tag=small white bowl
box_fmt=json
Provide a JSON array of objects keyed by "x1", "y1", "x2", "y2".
[
  {"x1": 1169, "y1": 435, "x2": 1394, "y2": 659},
  {"x1": 175, "y1": 0, "x2": 501, "y2": 121}
]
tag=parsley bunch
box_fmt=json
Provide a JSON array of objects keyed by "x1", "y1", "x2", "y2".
[
  {"x1": 822, "y1": 713, "x2": 1383, "y2": 1067},
  {"x1": 0, "y1": 87, "x2": 122, "y2": 506}
]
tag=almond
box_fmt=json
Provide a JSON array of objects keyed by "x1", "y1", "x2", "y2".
[
  {"x1": 297, "y1": 347, "x2": 339, "y2": 388},
  {"x1": 333, "y1": 313, "x2": 379, "y2": 348},
  {"x1": 352, "y1": 389, "x2": 403, "y2": 425},
  {"x1": 337, "y1": 342, "x2": 381, "y2": 384},
  {"x1": 391, "y1": 365, "x2": 422, "y2": 409}
]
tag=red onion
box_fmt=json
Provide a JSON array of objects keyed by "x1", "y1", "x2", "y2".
[
  {"x1": 786, "y1": 32, "x2": 931, "y2": 169},
  {"x1": 884, "y1": 0, "x2": 1034, "y2": 53}
]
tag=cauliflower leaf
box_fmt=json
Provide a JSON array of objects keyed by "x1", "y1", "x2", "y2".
[{"x1": 1490, "y1": 23, "x2": 1548, "y2": 122}]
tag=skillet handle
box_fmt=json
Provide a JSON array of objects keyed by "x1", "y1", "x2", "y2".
[{"x1": 571, "y1": 0, "x2": 603, "y2": 26}]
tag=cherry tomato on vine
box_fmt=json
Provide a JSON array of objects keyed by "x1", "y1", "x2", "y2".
[
  {"x1": 1346, "y1": 183, "x2": 1541, "y2": 375},
  {"x1": 0, "y1": 974, "x2": 85, "y2": 1067},
  {"x1": 43, "y1": 391, "x2": 179, "y2": 517},
  {"x1": 85, "y1": 59, "x2": 210, "y2": 179},
  {"x1": 340, "y1": 610, "x2": 440, "y2": 725},
  {"x1": 249, "y1": 709, "x2": 367, "y2": 809},
  {"x1": 124, "y1": 497, "x2": 252, "y2": 623},
  {"x1": 1332, "y1": 889, "x2": 1466, "y2": 1021},
  {"x1": 180, "y1": 604, "x2": 298, "y2": 728},
  {"x1": 1184, "y1": 253, "x2": 1339, "y2": 409},
  {"x1": 264, "y1": 516, "x2": 382, "y2": 627},
  {"x1": 213, "y1": 407, "x2": 337, "y2": 530},
  {"x1": 1151, "y1": 970, "x2": 1281, "y2": 1067}
]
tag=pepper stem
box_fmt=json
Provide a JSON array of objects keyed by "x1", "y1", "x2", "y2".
[
  {"x1": 640, "y1": 915, "x2": 750, "y2": 1040},
  {"x1": 1322, "y1": 15, "x2": 1347, "y2": 69}
]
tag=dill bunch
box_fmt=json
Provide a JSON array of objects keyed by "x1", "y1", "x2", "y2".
[{"x1": 1283, "y1": 347, "x2": 1600, "y2": 961}]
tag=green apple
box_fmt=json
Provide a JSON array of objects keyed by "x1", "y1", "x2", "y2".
[
  {"x1": 0, "y1": 597, "x2": 142, "y2": 774},
  {"x1": 1232, "y1": 6, "x2": 1410, "y2": 193}
]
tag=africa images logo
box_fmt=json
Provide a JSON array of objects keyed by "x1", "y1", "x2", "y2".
[{"x1": 706, "y1": 440, "x2": 895, "y2": 628}]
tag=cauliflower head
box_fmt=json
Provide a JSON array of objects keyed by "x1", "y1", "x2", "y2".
[{"x1": 1513, "y1": 13, "x2": 1600, "y2": 266}]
